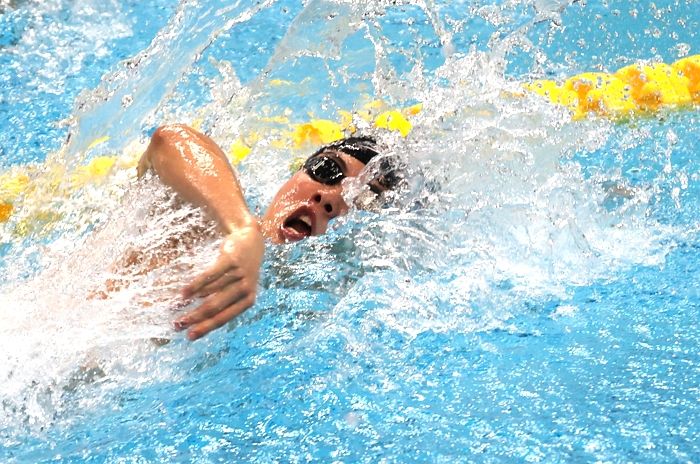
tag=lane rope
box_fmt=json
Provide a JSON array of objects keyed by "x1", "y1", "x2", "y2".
[{"x1": 1, "y1": 55, "x2": 698, "y2": 231}]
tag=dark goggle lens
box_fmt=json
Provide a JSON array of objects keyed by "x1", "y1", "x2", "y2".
[{"x1": 303, "y1": 155, "x2": 345, "y2": 185}]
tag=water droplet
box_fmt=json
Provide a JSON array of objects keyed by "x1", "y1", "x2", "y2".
[{"x1": 121, "y1": 94, "x2": 133, "y2": 108}]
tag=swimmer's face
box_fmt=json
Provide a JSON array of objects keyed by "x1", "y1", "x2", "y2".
[{"x1": 260, "y1": 150, "x2": 372, "y2": 243}]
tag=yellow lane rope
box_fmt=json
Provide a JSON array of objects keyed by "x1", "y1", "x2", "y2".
[
  {"x1": 523, "y1": 55, "x2": 699, "y2": 119},
  {"x1": 0, "y1": 100, "x2": 418, "y2": 230},
  {"x1": 1, "y1": 55, "x2": 698, "y2": 230}
]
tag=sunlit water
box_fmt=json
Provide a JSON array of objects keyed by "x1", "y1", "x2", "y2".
[{"x1": 1, "y1": 0, "x2": 699, "y2": 462}]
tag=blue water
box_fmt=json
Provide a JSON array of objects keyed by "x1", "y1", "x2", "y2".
[
  {"x1": 0, "y1": 0, "x2": 178, "y2": 166},
  {"x1": 1, "y1": 1, "x2": 700, "y2": 462}
]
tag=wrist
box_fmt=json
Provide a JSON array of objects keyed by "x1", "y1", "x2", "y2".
[{"x1": 221, "y1": 213, "x2": 260, "y2": 236}]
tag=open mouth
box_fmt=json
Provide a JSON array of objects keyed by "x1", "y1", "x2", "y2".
[{"x1": 281, "y1": 209, "x2": 315, "y2": 241}]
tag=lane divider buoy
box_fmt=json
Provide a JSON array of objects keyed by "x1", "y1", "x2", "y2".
[
  {"x1": 1, "y1": 55, "x2": 698, "y2": 230},
  {"x1": 523, "y1": 55, "x2": 699, "y2": 119}
]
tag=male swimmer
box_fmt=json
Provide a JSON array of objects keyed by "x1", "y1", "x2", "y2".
[{"x1": 137, "y1": 124, "x2": 399, "y2": 340}]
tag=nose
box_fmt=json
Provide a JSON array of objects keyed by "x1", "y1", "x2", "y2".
[{"x1": 312, "y1": 192, "x2": 347, "y2": 218}]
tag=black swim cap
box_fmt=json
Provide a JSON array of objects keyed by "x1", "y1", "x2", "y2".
[
  {"x1": 312, "y1": 136, "x2": 380, "y2": 165},
  {"x1": 311, "y1": 135, "x2": 405, "y2": 191}
]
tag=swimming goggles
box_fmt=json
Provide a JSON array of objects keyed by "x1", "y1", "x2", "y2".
[
  {"x1": 302, "y1": 154, "x2": 346, "y2": 185},
  {"x1": 303, "y1": 153, "x2": 385, "y2": 195}
]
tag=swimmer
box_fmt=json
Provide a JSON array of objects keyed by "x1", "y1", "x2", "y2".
[{"x1": 136, "y1": 124, "x2": 400, "y2": 340}]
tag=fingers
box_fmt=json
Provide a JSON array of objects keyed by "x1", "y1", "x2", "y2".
[
  {"x1": 176, "y1": 229, "x2": 264, "y2": 340},
  {"x1": 177, "y1": 284, "x2": 245, "y2": 327},
  {"x1": 189, "y1": 271, "x2": 242, "y2": 298},
  {"x1": 174, "y1": 282, "x2": 253, "y2": 335},
  {"x1": 186, "y1": 296, "x2": 254, "y2": 340},
  {"x1": 182, "y1": 260, "x2": 235, "y2": 298}
]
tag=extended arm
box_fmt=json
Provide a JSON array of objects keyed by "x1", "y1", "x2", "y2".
[{"x1": 139, "y1": 124, "x2": 264, "y2": 340}]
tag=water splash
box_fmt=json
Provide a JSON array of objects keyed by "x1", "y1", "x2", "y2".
[{"x1": 1, "y1": 0, "x2": 698, "y2": 458}]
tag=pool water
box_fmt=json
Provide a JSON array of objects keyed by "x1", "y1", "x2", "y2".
[{"x1": 1, "y1": 0, "x2": 699, "y2": 462}]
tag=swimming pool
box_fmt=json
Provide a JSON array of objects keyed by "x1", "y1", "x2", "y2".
[{"x1": 1, "y1": 0, "x2": 699, "y2": 462}]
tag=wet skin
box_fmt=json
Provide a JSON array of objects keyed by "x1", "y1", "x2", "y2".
[
  {"x1": 138, "y1": 125, "x2": 378, "y2": 340},
  {"x1": 260, "y1": 150, "x2": 368, "y2": 243}
]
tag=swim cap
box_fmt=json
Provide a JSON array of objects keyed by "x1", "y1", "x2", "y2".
[
  {"x1": 313, "y1": 136, "x2": 380, "y2": 165},
  {"x1": 312, "y1": 135, "x2": 405, "y2": 190}
]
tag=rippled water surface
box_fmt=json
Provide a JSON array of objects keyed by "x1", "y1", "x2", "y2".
[{"x1": 1, "y1": 0, "x2": 699, "y2": 462}]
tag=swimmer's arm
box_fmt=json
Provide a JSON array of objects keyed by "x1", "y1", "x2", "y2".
[
  {"x1": 139, "y1": 124, "x2": 264, "y2": 340},
  {"x1": 138, "y1": 124, "x2": 254, "y2": 235}
]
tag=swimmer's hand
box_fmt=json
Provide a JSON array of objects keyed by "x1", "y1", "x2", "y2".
[{"x1": 175, "y1": 224, "x2": 264, "y2": 340}]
